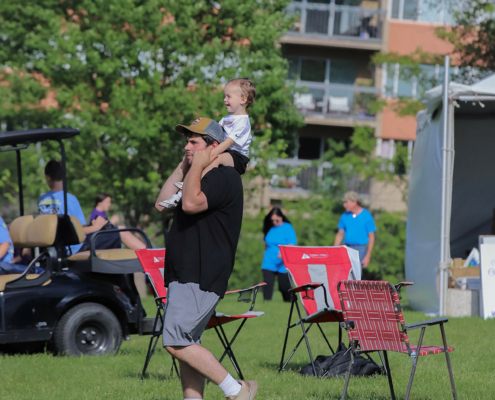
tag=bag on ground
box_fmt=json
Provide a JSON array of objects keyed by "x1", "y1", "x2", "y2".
[{"x1": 299, "y1": 342, "x2": 383, "y2": 378}]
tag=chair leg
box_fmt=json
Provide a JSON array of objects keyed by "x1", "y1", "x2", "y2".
[
  {"x1": 214, "y1": 324, "x2": 244, "y2": 381},
  {"x1": 171, "y1": 357, "x2": 180, "y2": 378},
  {"x1": 378, "y1": 351, "x2": 388, "y2": 376},
  {"x1": 295, "y1": 301, "x2": 316, "y2": 377},
  {"x1": 382, "y1": 351, "x2": 396, "y2": 400},
  {"x1": 280, "y1": 324, "x2": 314, "y2": 372},
  {"x1": 279, "y1": 297, "x2": 295, "y2": 372},
  {"x1": 141, "y1": 307, "x2": 163, "y2": 381},
  {"x1": 440, "y1": 323, "x2": 458, "y2": 400},
  {"x1": 317, "y1": 323, "x2": 335, "y2": 354},
  {"x1": 405, "y1": 327, "x2": 425, "y2": 400},
  {"x1": 341, "y1": 350, "x2": 354, "y2": 400},
  {"x1": 217, "y1": 319, "x2": 248, "y2": 364}
]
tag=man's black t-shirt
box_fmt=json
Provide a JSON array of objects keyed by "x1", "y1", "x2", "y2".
[{"x1": 164, "y1": 166, "x2": 243, "y2": 297}]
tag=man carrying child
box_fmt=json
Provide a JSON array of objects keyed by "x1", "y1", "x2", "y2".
[{"x1": 155, "y1": 79, "x2": 257, "y2": 400}]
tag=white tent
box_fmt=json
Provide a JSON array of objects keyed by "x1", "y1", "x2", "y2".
[{"x1": 406, "y1": 70, "x2": 495, "y2": 315}]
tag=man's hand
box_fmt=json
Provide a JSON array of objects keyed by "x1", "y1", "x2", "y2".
[
  {"x1": 361, "y1": 254, "x2": 371, "y2": 268},
  {"x1": 110, "y1": 214, "x2": 120, "y2": 225},
  {"x1": 92, "y1": 216, "x2": 107, "y2": 230},
  {"x1": 192, "y1": 148, "x2": 218, "y2": 170}
]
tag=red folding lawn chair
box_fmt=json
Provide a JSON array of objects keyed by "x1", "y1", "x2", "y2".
[
  {"x1": 337, "y1": 280, "x2": 457, "y2": 400},
  {"x1": 278, "y1": 245, "x2": 362, "y2": 376},
  {"x1": 136, "y1": 249, "x2": 265, "y2": 381}
]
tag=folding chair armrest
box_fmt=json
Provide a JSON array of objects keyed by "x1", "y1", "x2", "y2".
[
  {"x1": 225, "y1": 282, "x2": 266, "y2": 311},
  {"x1": 395, "y1": 281, "x2": 414, "y2": 290},
  {"x1": 225, "y1": 282, "x2": 266, "y2": 295},
  {"x1": 404, "y1": 317, "x2": 449, "y2": 331},
  {"x1": 288, "y1": 283, "x2": 323, "y2": 293}
]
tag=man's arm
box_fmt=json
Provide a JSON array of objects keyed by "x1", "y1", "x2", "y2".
[
  {"x1": 334, "y1": 229, "x2": 345, "y2": 246},
  {"x1": 361, "y1": 232, "x2": 375, "y2": 268},
  {"x1": 0, "y1": 242, "x2": 10, "y2": 260},
  {"x1": 155, "y1": 160, "x2": 186, "y2": 211},
  {"x1": 182, "y1": 148, "x2": 217, "y2": 214}
]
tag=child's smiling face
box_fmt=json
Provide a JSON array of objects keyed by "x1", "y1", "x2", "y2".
[{"x1": 224, "y1": 83, "x2": 246, "y2": 114}]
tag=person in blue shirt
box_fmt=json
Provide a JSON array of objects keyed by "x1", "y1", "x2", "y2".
[
  {"x1": 38, "y1": 160, "x2": 108, "y2": 255},
  {"x1": 38, "y1": 160, "x2": 146, "y2": 257},
  {"x1": 0, "y1": 216, "x2": 42, "y2": 275},
  {"x1": 334, "y1": 191, "x2": 376, "y2": 269},
  {"x1": 261, "y1": 208, "x2": 297, "y2": 302}
]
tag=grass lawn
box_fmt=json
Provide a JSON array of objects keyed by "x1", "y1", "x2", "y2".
[{"x1": 1, "y1": 292, "x2": 494, "y2": 400}]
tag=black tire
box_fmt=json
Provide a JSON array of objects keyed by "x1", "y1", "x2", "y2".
[{"x1": 53, "y1": 302, "x2": 122, "y2": 356}]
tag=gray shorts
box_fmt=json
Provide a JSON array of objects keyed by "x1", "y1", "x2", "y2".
[{"x1": 162, "y1": 281, "x2": 220, "y2": 347}]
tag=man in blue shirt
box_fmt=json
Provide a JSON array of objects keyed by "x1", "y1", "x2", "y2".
[
  {"x1": 333, "y1": 191, "x2": 376, "y2": 269},
  {"x1": 38, "y1": 160, "x2": 107, "y2": 254}
]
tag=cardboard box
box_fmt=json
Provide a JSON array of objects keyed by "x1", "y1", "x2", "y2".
[{"x1": 450, "y1": 257, "x2": 480, "y2": 278}]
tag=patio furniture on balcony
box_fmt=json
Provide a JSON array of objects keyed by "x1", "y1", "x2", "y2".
[
  {"x1": 328, "y1": 96, "x2": 351, "y2": 113},
  {"x1": 294, "y1": 93, "x2": 316, "y2": 112}
]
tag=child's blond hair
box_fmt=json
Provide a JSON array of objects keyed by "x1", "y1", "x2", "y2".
[{"x1": 226, "y1": 78, "x2": 256, "y2": 109}]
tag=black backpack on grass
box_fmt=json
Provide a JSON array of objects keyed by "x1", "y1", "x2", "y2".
[{"x1": 300, "y1": 342, "x2": 383, "y2": 378}]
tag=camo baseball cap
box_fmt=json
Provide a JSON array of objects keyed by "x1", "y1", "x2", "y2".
[{"x1": 175, "y1": 117, "x2": 225, "y2": 143}]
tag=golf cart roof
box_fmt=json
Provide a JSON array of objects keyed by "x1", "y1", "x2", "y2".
[{"x1": 0, "y1": 128, "x2": 80, "y2": 147}]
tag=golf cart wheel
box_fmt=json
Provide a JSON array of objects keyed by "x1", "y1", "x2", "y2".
[{"x1": 53, "y1": 303, "x2": 122, "y2": 356}]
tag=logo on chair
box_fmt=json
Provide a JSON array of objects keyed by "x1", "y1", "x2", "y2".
[
  {"x1": 302, "y1": 253, "x2": 310, "y2": 259},
  {"x1": 154, "y1": 257, "x2": 165, "y2": 263}
]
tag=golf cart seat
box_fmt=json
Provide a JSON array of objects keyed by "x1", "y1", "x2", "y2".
[
  {"x1": 9, "y1": 214, "x2": 146, "y2": 274},
  {"x1": 9, "y1": 214, "x2": 85, "y2": 249},
  {"x1": 0, "y1": 274, "x2": 51, "y2": 291}
]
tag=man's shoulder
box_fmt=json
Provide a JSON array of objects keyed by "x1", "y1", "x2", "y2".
[
  {"x1": 361, "y1": 209, "x2": 374, "y2": 218},
  {"x1": 208, "y1": 165, "x2": 242, "y2": 180}
]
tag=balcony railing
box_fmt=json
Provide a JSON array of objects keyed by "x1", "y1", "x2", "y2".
[
  {"x1": 293, "y1": 81, "x2": 380, "y2": 120},
  {"x1": 269, "y1": 158, "x2": 371, "y2": 197},
  {"x1": 287, "y1": 1, "x2": 386, "y2": 42}
]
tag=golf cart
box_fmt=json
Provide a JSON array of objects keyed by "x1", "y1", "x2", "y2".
[{"x1": 0, "y1": 128, "x2": 155, "y2": 356}]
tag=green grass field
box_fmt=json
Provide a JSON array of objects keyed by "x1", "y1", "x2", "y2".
[{"x1": 1, "y1": 293, "x2": 494, "y2": 400}]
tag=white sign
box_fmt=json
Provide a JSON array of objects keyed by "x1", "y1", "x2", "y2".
[{"x1": 479, "y1": 239, "x2": 495, "y2": 319}]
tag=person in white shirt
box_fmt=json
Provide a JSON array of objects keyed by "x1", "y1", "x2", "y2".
[{"x1": 160, "y1": 78, "x2": 255, "y2": 208}]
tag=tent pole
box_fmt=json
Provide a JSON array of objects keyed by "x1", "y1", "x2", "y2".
[{"x1": 439, "y1": 56, "x2": 451, "y2": 316}]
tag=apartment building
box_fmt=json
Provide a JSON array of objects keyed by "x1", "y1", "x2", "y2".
[{"x1": 259, "y1": 0, "x2": 456, "y2": 212}]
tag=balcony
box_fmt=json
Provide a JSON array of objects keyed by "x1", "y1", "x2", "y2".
[
  {"x1": 284, "y1": 1, "x2": 386, "y2": 48},
  {"x1": 293, "y1": 81, "x2": 380, "y2": 122},
  {"x1": 269, "y1": 158, "x2": 371, "y2": 197}
]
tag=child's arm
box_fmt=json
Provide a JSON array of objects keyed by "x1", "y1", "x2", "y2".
[{"x1": 211, "y1": 137, "x2": 234, "y2": 156}]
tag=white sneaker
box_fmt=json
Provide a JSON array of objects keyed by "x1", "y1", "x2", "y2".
[
  {"x1": 174, "y1": 182, "x2": 183, "y2": 190},
  {"x1": 158, "y1": 200, "x2": 176, "y2": 209},
  {"x1": 158, "y1": 193, "x2": 182, "y2": 208}
]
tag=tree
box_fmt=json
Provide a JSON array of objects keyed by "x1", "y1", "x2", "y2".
[{"x1": 0, "y1": 0, "x2": 303, "y2": 225}]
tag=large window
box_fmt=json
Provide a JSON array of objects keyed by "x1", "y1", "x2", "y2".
[
  {"x1": 301, "y1": 59, "x2": 326, "y2": 82},
  {"x1": 384, "y1": 63, "x2": 459, "y2": 98},
  {"x1": 287, "y1": 57, "x2": 359, "y2": 85},
  {"x1": 390, "y1": 0, "x2": 456, "y2": 24}
]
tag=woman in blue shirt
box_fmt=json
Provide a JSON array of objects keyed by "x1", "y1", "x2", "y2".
[{"x1": 261, "y1": 208, "x2": 297, "y2": 301}]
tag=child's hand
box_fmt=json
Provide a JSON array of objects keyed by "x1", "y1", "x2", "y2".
[{"x1": 192, "y1": 148, "x2": 218, "y2": 169}]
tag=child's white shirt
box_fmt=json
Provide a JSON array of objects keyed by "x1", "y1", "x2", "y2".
[{"x1": 218, "y1": 114, "x2": 252, "y2": 157}]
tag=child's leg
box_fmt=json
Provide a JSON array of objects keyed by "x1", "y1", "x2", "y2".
[{"x1": 201, "y1": 153, "x2": 234, "y2": 178}]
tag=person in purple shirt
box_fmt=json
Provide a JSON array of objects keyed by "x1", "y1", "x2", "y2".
[
  {"x1": 90, "y1": 193, "x2": 120, "y2": 225},
  {"x1": 83, "y1": 193, "x2": 145, "y2": 251}
]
